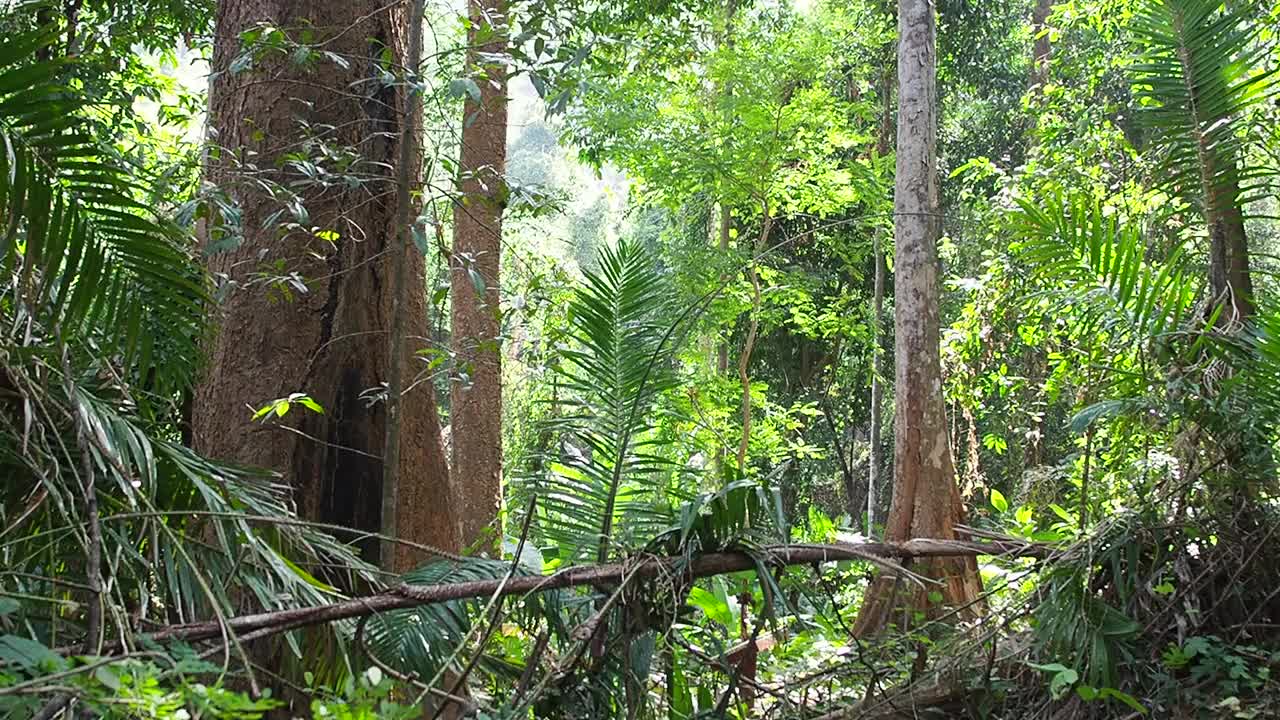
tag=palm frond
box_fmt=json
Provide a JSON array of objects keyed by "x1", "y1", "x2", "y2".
[
  {"x1": 0, "y1": 351, "x2": 375, "y2": 639},
  {"x1": 1012, "y1": 192, "x2": 1203, "y2": 341},
  {"x1": 1131, "y1": 0, "x2": 1278, "y2": 209},
  {"x1": 536, "y1": 239, "x2": 688, "y2": 564},
  {"x1": 0, "y1": 27, "x2": 207, "y2": 401},
  {"x1": 361, "y1": 557, "x2": 561, "y2": 685}
]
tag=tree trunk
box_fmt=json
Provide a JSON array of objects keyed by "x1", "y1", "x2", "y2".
[
  {"x1": 867, "y1": 63, "x2": 892, "y2": 534},
  {"x1": 1022, "y1": 0, "x2": 1054, "y2": 473},
  {"x1": 717, "y1": 202, "x2": 732, "y2": 375},
  {"x1": 196, "y1": 0, "x2": 459, "y2": 573},
  {"x1": 1030, "y1": 0, "x2": 1054, "y2": 90},
  {"x1": 852, "y1": 0, "x2": 982, "y2": 637},
  {"x1": 713, "y1": 0, "x2": 738, "y2": 475},
  {"x1": 451, "y1": 0, "x2": 509, "y2": 549},
  {"x1": 1172, "y1": 20, "x2": 1253, "y2": 324},
  {"x1": 1204, "y1": 169, "x2": 1254, "y2": 324}
]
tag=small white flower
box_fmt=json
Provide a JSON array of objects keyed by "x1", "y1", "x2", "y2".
[{"x1": 366, "y1": 666, "x2": 383, "y2": 686}]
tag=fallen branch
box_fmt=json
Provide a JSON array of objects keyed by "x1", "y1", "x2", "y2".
[{"x1": 140, "y1": 539, "x2": 1052, "y2": 648}]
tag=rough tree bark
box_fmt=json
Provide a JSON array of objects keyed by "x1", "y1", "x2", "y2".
[
  {"x1": 451, "y1": 0, "x2": 508, "y2": 548},
  {"x1": 196, "y1": 0, "x2": 459, "y2": 572},
  {"x1": 851, "y1": 0, "x2": 983, "y2": 636}
]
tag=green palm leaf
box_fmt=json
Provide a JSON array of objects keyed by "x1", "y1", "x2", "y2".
[
  {"x1": 1131, "y1": 0, "x2": 1278, "y2": 209},
  {"x1": 0, "y1": 28, "x2": 207, "y2": 401},
  {"x1": 1012, "y1": 192, "x2": 1203, "y2": 341},
  {"x1": 536, "y1": 239, "x2": 688, "y2": 564}
]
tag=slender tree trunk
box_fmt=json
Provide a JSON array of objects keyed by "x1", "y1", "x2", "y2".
[
  {"x1": 868, "y1": 247, "x2": 884, "y2": 531},
  {"x1": 736, "y1": 214, "x2": 771, "y2": 472},
  {"x1": 717, "y1": 203, "x2": 732, "y2": 375},
  {"x1": 867, "y1": 64, "x2": 892, "y2": 534},
  {"x1": 1022, "y1": 0, "x2": 1055, "y2": 473},
  {"x1": 451, "y1": 0, "x2": 508, "y2": 549},
  {"x1": 716, "y1": 0, "x2": 739, "y2": 379},
  {"x1": 196, "y1": 0, "x2": 459, "y2": 573},
  {"x1": 1030, "y1": 0, "x2": 1054, "y2": 90},
  {"x1": 852, "y1": 0, "x2": 982, "y2": 636},
  {"x1": 713, "y1": 0, "x2": 738, "y2": 476}
]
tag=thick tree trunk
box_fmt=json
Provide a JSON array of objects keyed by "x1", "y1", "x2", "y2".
[
  {"x1": 451, "y1": 0, "x2": 508, "y2": 549},
  {"x1": 196, "y1": 0, "x2": 459, "y2": 572},
  {"x1": 852, "y1": 0, "x2": 982, "y2": 637}
]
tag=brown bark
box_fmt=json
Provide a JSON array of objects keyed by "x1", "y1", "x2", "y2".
[
  {"x1": 195, "y1": 0, "x2": 459, "y2": 572},
  {"x1": 852, "y1": 0, "x2": 982, "y2": 637},
  {"x1": 1172, "y1": 17, "x2": 1253, "y2": 323},
  {"x1": 1029, "y1": 0, "x2": 1054, "y2": 91},
  {"x1": 868, "y1": 64, "x2": 892, "y2": 532},
  {"x1": 451, "y1": 0, "x2": 508, "y2": 549}
]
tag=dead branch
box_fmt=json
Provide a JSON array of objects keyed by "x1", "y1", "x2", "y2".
[{"x1": 134, "y1": 539, "x2": 1050, "y2": 649}]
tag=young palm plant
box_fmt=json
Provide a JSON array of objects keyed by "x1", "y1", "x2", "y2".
[
  {"x1": 1130, "y1": 0, "x2": 1278, "y2": 322},
  {"x1": 363, "y1": 240, "x2": 689, "y2": 708},
  {"x1": 536, "y1": 238, "x2": 688, "y2": 565}
]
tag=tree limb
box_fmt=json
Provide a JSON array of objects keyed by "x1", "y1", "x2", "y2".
[{"x1": 137, "y1": 539, "x2": 1051, "y2": 648}]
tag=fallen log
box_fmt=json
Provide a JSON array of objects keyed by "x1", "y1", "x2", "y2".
[{"x1": 143, "y1": 539, "x2": 1052, "y2": 647}]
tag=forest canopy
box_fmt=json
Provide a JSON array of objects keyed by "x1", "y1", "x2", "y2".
[{"x1": 1, "y1": 0, "x2": 1279, "y2": 718}]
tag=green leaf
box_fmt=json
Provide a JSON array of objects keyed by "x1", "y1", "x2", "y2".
[
  {"x1": 448, "y1": 77, "x2": 482, "y2": 102},
  {"x1": 94, "y1": 664, "x2": 122, "y2": 691},
  {"x1": 297, "y1": 396, "x2": 325, "y2": 414},
  {"x1": 0, "y1": 635, "x2": 65, "y2": 670},
  {"x1": 1099, "y1": 688, "x2": 1148, "y2": 714},
  {"x1": 990, "y1": 488, "x2": 1009, "y2": 513},
  {"x1": 687, "y1": 586, "x2": 734, "y2": 628}
]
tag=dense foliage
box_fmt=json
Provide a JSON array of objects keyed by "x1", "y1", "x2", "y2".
[{"x1": 3, "y1": 0, "x2": 1280, "y2": 718}]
